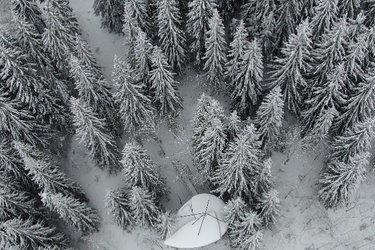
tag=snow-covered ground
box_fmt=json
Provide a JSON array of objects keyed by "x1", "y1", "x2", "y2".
[{"x1": 67, "y1": 0, "x2": 375, "y2": 249}]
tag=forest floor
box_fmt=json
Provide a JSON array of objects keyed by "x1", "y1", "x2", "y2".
[{"x1": 1, "y1": 0, "x2": 375, "y2": 249}]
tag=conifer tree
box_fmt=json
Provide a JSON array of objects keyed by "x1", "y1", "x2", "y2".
[
  {"x1": 0, "y1": 188, "x2": 43, "y2": 221},
  {"x1": 225, "y1": 20, "x2": 249, "y2": 83},
  {"x1": 241, "y1": 0, "x2": 276, "y2": 34},
  {"x1": 149, "y1": 47, "x2": 183, "y2": 118},
  {"x1": 70, "y1": 97, "x2": 121, "y2": 173},
  {"x1": 105, "y1": 188, "x2": 133, "y2": 229},
  {"x1": 112, "y1": 56, "x2": 155, "y2": 134},
  {"x1": 260, "y1": 11, "x2": 277, "y2": 61},
  {"x1": 334, "y1": 65, "x2": 375, "y2": 134},
  {"x1": 364, "y1": 0, "x2": 375, "y2": 26},
  {"x1": 14, "y1": 141, "x2": 87, "y2": 201},
  {"x1": 93, "y1": 0, "x2": 124, "y2": 33},
  {"x1": 338, "y1": 0, "x2": 360, "y2": 18},
  {"x1": 0, "y1": 94, "x2": 47, "y2": 146},
  {"x1": 318, "y1": 153, "x2": 368, "y2": 208},
  {"x1": 311, "y1": 0, "x2": 338, "y2": 41},
  {"x1": 132, "y1": 29, "x2": 153, "y2": 83},
  {"x1": 121, "y1": 142, "x2": 167, "y2": 196},
  {"x1": 255, "y1": 86, "x2": 284, "y2": 149},
  {"x1": 203, "y1": 9, "x2": 227, "y2": 90},
  {"x1": 69, "y1": 55, "x2": 121, "y2": 135},
  {"x1": 227, "y1": 111, "x2": 243, "y2": 141},
  {"x1": 302, "y1": 63, "x2": 347, "y2": 140},
  {"x1": 157, "y1": 0, "x2": 186, "y2": 72},
  {"x1": 212, "y1": 125, "x2": 262, "y2": 199},
  {"x1": 186, "y1": 0, "x2": 215, "y2": 65},
  {"x1": 256, "y1": 189, "x2": 280, "y2": 228},
  {"x1": 231, "y1": 39, "x2": 263, "y2": 117},
  {"x1": 345, "y1": 32, "x2": 368, "y2": 82},
  {"x1": 0, "y1": 218, "x2": 67, "y2": 249},
  {"x1": 10, "y1": 0, "x2": 45, "y2": 33},
  {"x1": 223, "y1": 197, "x2": 247, "y2": 230},
  {"x1": 271, "y1": 20, "x2": 313, "y2": 115},
  {"x1": 0, "y1": 137, "x2": 31, "y2": 187},
  {"x1": 73, "y1": 34, "x2": 101, "y2": 77},
  {"x1": 217, "y1": 0, "x2": 235, "y2": 19},
  {"x1": 195, "y1": 117, "x2": 227, "y2": 181},
  {"x1": 41, "y1": 192, "x2": 100, "y2": 235},
  {"x1": 255, "y1": 158, "x2": 273, "y2": 194},
  {"x1": 330, "y1": 118, "x2": 375, "y2": 163},
  {"x1": 313, "y1": 18, "x2": 348, "y2": 86},
  {"x1": 45, "y1": 0, "x2": 80, "y2": 35},
  {"x1": 274, "y1": 0, "x2": 301, "y2": 48},
  {"x1": 128, "y1": 186, "x2": 159, "y2": 227},
  {"x1": 229, "y1": 211, "x2": 262, "y2": 249},
  {"x1": 155, "y1": 210, "x2": 176, "y2": 240},
  {"x1": 123, "y1": 0, "x2": 150, "y2": 34}
]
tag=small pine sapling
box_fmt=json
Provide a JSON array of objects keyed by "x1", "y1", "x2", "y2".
[
  {"x1": 155, "y1": 210, "x2": 176, "y2": 240},
  {"x1": 223, "y1": 197, "x2": 247, "y2": 230}
]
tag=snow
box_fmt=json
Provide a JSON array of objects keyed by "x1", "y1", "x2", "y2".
[{"x1": 63, "y1": 1, "x2": 375, "y2": 249}]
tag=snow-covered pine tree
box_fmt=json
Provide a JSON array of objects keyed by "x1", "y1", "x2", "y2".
[
  {"x1": 157, "y1": 0, "x2": 186, "y2": 72},
  {"x1": 131, "y1": 29, "x2": 153, "y2": 84},
  {"x1": 274, "y1": 0, "x2": 301, "y2": 48},
  {"x1": 311, "y1": 0, "x2": 338, "y2": 41},
  {"x1": 128, "y1": 186, "x2": 159, "y2": 227},
  {"x1": 0, "y1": 94, "x2": 47, "y2": 146},
  {"x1": 255, "y1": 86, "x2": 284, "y2": 149},
  {"x1": 121, "y1": 142, "x2": 167, "y2": 196},
  {"x1": 227, "y1": 110, "x2": 243, "y2": 141},
  {"x1": 241, "y1": 0, "x2": 276, "y2": 35},
  {"x1": 271, "y1": 20, "x2": 313, "y2": 115},
  {"x1": 45, "y1": 0, "x2": 81, "y2": 35},
  {"x1": 223, "y1": 197, "x2": 247, "y2": 230},
  {"x1": 217, "y1": 0, "x2": 235, "y2": 19},
  {"x1": 149, "y1": 46, "x2": 183, "y2": 118},
  {"x1": 318, "y1": 152, "x2": 368, "y2": 208},
  {"x1": 334, "y1": 63, "x2": 375, "y2": 134},
  {"x1": 73, "y1": 34, "x2": 102, "y2": 77},
  {"x1": 94, "y1": 0, "x2": 124, "y2": 33},
  {"x1": 69, "y1": 55, "x2": 121, "y2": 135},
  {"x1": 229, "y1": 211, "x2": 262, "y2": 249},
  {"x1": 0, "y1": 43, "x2": 65, "y2": 125},
  {"x1": 0, "y1": 137, "x2": 32, "y2": 187},
  {"x1": 112, "y1": 56, "x2": 155, "y2": 134},
  {"x1": 10, "y1": 0, "x2": 45, "y2": 33},
  {"x1": 0, "y1": 187, "x2": 43, "y2": 221},
  {"x1": 313, "y1": 18, "x2": 348, "y2": 86},
  {"x1": 347, "y1": 12, "x2": 368, "y2": 40},
  {"x1": 225, "y1": 20, "x2": 249, "y2": 84},
  {"x1": 330, "y1": 117, "x2": 375, "y2": 163},
  {"x1": 338, "y1": 0, "x2": 360, "y2": 18},
  {"x1": 256, "y1": 188, "x2": 280, "y2": 228},
  {"x1": 302, "y1": 63, "x2": 347, "y2": 143},
  {"x1": 212, "y1": 125, "x2": 262, "y2": 199},
  {"x1": 70, "y1": 97, "x2": 122, "y2": 173},
  {"x1": 203, "y1": 9, "x2": 227, "y2": 90},
  {"x1": 123, "y1": 0, "x2": 150, "y2": 35},
  {"x1": 41, "y1": 191, "x2": 100, "y2": 235},
  {"x1": 155, "y1": 210, "x2": 176, "y2": 240},
  {"x1": 195, "y1": 117, "x2": 227, "y2": 181},
  {"x1": 105, "y1": 188, "x2": 133, "y2": 229},
  {"x1": 186, "y1": 0, "x2": 215, "y2": 66},
  {"x1": 260, "y1": 10, "x2": 277, "y2": 61},
  {"x1": 13, "y1": 141, "x2": 87, "y2": 201},
  {"x1": 344, "y1": 32, "x2": 368, "y2": 82},
  {"x1": 364, "y1": 0, "x2": 375, "y2": 26},
  {"x1": 0, "y1": 218, "x2": 67, "y2": 249}
]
